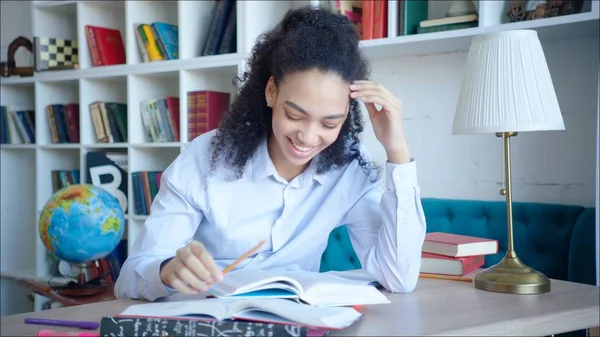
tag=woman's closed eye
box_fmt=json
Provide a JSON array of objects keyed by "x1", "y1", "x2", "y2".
[{"x1": 285, "y1": 112, "x2": 302, "y2": 121}]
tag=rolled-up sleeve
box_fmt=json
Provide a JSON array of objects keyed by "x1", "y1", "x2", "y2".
[{"x1": 342, "y1": 159, "x2": 427, "y2": 293}]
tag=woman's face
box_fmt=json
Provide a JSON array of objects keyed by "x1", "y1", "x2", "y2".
[{"x1": 265, "y1": 69, "x2": 350, "y2": 173}]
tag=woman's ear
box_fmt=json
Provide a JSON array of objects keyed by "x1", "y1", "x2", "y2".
[{"x1": 265, "y1": 76, "x2": 277, "y2": 107}]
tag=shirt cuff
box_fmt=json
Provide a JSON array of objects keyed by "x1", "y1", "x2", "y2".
[
  {"x1": 385, "y1": 158, "x2": 418, "y2": 192},
  {"x1": 139, "y1": 257, "x2": 179, "y2": 299}
]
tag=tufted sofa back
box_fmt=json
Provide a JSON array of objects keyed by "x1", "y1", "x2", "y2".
[{"x1": 320, "y1": 198, "x2": 597, "y2": 284}]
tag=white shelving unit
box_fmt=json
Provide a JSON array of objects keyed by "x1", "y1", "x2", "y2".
[{"x1": 1, "y1": 0, "x2": 598, "y2": 313}]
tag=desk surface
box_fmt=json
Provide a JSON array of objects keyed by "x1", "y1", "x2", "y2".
[{"x1": 1, "y1": 278, "x2": 599, "y2": 336}]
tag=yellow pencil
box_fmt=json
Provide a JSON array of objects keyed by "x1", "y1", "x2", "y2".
[{"x1": 222, "y1": 240, "x2": 266, "y2": 275}]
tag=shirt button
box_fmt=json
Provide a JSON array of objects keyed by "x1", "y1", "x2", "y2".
[{"x1": 259, "y1": 256, "x2": 265, "y2": 261}]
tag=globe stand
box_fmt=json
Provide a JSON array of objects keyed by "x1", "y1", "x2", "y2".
[{"x1": 54, "y1": 261, "x2": 109, "y2": 297}]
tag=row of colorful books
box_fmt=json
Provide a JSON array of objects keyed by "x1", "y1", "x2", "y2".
[
  {"x1": 420, "y1": 232, "x2": 498, "y2": 277},
  {"x1": 140, "y1": 97, "x2": 180, "y2": 143},
  {"x1": 135, "y1": 22, "x2": 179, "y2": 62},
  {"x1": 0, "y1": 106, "x2": 35, "y2": 144},
  {"x1": 90, "y1": 101, "x2": 128, "y2": 143},
  {"x1": 201, "y1": 0, "x2": 237, "y2": 56},
  {"x1": 131, "y1": 170, "x2": 163, "y2": 216},
  {"x1": 46, "y1": 103, "x2": 80, "y2": 144},
  {"x1": 141, "y1": 90, "x2": 230, "y2": 143}
]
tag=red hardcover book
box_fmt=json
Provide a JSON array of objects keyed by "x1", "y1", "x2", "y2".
[
  {"x1": 422, "y1": 232, "x2": 498, "y2": 257},
  {"x1": 361, "y1": 0, "x2": 374, "y2": 40},
  {"x1": 187, "y1": 90, "x2": 230, "y2": 141},
  {"x1": 85, "y1": 25, "x2": 126, "y2": 66},
  {"x1": 64, "y1": 103, "x2": 79, "y2": 143},
  {"x1": 372, "y1": 0, "x2": 388, "y2": 39},
  {"x1": 164, "y1": 96, "x2": 180, "y2": 141},
  {"x1": 421, "y1": 252, "x2": 484, "y2": 276}
]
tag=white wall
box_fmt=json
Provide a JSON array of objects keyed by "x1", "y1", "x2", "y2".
[{"x1": 361, "y1": 37, "x2": 599, "y2": 207}]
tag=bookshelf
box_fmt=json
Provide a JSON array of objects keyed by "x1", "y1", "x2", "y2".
[{"x1": 0, "y1": 0, "x2": 598, "y2": 313}]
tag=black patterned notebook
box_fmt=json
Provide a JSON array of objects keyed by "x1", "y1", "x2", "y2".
[{"x1": 98, "y1": 316, "x2": 322, "y2": 337}]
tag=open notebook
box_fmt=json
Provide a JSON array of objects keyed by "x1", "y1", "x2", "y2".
[
  {"x1": 118, "y1": 297, "x2": 362, "y2": 330},
  {"x1": 207, "y1": 268, "x2": 390, "y2": 306}
]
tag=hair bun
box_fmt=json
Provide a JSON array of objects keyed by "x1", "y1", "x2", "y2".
[{"x1": 279, "y1": 6, "x2": 352, "y2": 34}]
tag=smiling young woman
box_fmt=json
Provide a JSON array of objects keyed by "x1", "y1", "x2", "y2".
[{"x1": 114, "y1": 5, "x2": 427, "y2": 302}]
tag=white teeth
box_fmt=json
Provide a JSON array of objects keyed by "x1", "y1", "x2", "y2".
[{"x1": 291, "y1": 140, "x2": 314, "y2": 152}]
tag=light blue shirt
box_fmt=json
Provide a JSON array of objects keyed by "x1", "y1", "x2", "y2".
[{"x1": 114, "y1": 130, "x2": 427, "y2": 301}]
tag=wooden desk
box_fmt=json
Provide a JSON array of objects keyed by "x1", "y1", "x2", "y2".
[{"x1": 1, "y1": 278, "x2": 598, "y2": 336}]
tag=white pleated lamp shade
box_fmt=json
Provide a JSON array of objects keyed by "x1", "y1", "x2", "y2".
[{"x1": 452, "y1": 30, "x2": 565, "y2": 135}]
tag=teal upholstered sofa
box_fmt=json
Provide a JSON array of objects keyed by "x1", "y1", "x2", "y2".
[
  {"x1": 320, "y1": 198, "x2": 597, "y2": 336},
  {"x1": 320, "y1": 197, "x2": 597, "y2": 284}
]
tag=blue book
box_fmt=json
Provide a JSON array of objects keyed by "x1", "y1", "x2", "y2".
[{"x1": 151, "y1": 22, "x2": 179, "y2": 60}]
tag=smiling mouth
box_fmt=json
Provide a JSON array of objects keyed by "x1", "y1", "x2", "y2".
[{"x1": 288, "y1": 138, "x2": 315, "y2": 153}]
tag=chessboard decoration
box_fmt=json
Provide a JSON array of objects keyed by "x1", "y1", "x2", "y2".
[
  {"x1": 34, "y1": 36, "x2": 79, "y2": 72},
  {"x1": 0, "y1": 36, "x2": 34, "y2": 77},
  {"x1": 506, "y1": 0, "x2": 584, "y2": 22}
]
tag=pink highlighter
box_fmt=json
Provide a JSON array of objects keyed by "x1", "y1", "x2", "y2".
[{"x1": 37, "y1": 330, "x2": 100, "y2": 337}]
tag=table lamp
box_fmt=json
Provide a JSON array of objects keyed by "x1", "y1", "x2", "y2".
[{"x1": 452, "y1": 29, "x2": 565, "y2": 294}]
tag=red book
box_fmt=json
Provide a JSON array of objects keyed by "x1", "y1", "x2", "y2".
[
  {"x1": 187, "y1": 90, "x2": 230, "y2": 141},
  {"x1": 85, "y1": 25, "x2": 126, "y2": 66},
  {"x1": 372, "y1": 0, "x2": 387, "y2": 39},
  {"x1": 422, "y1": 232, "x2": 498, "y2": 257},
  {"x1": 361, "y1": 0, "x2": 374, "y2": 40},
  {"x1": 421, "y1": 252, "x2": 484, "y2": 276}
]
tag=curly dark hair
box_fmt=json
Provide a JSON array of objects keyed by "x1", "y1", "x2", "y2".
[{"x1": 208, "y1": 5, "x2": 381, "y2": 182}]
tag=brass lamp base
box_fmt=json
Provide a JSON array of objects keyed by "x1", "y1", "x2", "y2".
[{"x1": 475, "y1": 254, "x2": 551, "y2": 294}]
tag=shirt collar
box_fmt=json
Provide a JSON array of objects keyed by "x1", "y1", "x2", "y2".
[{"x1": 251, "y1": 137, "x2": 325, "y2": 187}]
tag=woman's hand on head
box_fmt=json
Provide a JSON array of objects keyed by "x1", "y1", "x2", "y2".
[
  {"x1": 159, "y1": 241, "x2": 223, "y2": 294},
  {"x1": 349, "y1": 80, "x2": 410, "y2": 164}
]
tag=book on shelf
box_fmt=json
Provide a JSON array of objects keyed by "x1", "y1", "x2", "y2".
[
  {"x1": 398, "y1": 0, "x2": 429, "y2": 36},
  {"x1": 99, "y1": 315, "x2": 328, "y2": 337},
  {"x1": 202, "y1": 0, "x2": 237, "y2": 56},
  {"x1": 117, "y1": 297, "x2": 362, "y2": 330},
  {"x1": 135, "y1": 22, "x2": 179, "y2": 62},
  {"x1": 85, "y1": 25, "x2": 126, "y2": 66},
  {"x1": 362, "y1": 0, "x2": 387, "y2": 40},
  {"x1": 51, "y1": 169, "x2": 80, "y2": 193},
  {"x1": 422, "y1": 232, "x2": 498, "y2": 258},
  {"x1": 131, "y1": 170, "x2": 163, "y2": 216},
  {"x1": 1, "y1": 106, "x2": 35, "y2": 144},
  {"x1": 208, "y1": 268, "x2": 389, "y2": 307},
  {"x1": 46, "y1": 103, "x2": 80, "y2": 144},
  {"x1": 89, "y1": 101, "x2": 127, "y2": 143},
  {"x1": 140, "y1": 97, "x2": 180, "y2": 143},
  {"x1": 417, "y1": 20, "x2": 478, "y2": 34},
  {"x1": 187, "y1": 90, "x2": 230, "y2": 141}
]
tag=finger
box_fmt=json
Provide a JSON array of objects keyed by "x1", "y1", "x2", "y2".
[
  {"x1": 178, "y1": 244, "x2": 213, "y2": 283},
  {"x1": 354, "y1": 92, "x2": 397, "y2": 113},
  {"x1": 169, "y1": 276, "x2": 199, "y2": 294},
  {"x1": 190, "y1": 243, "x2": 223, "y2": 281},
  {"x1": 363, "y1": 102, "x2": 379, "y2": 119},
  {"x1": 351, "y1": 82, "x2": 401, "y2": 106},
  {"x1": 175, "y1": 265, "x2": 210, "y2": 292}
]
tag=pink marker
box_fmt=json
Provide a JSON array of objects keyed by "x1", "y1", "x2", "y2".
[{"x1": 37, "y1": 330, "x2": 100, "y2": 337}]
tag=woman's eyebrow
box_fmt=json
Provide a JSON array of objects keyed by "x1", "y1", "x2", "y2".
[{"x1": 284, "y1": 100, "x2": 345, "y2": 119}]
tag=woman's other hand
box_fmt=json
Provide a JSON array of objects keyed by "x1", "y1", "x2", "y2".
[{"x1": 349, "y1": 80, "x2": 410, "y2": 164}]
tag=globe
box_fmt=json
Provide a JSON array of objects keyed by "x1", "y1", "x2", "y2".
[{"x1": 39, "y1": 184, "x2": 125, "y2": 265}]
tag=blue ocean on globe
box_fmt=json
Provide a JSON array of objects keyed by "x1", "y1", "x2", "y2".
[{"x1": 39, "y1": 184, "x2": 125, "y2": 264}]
